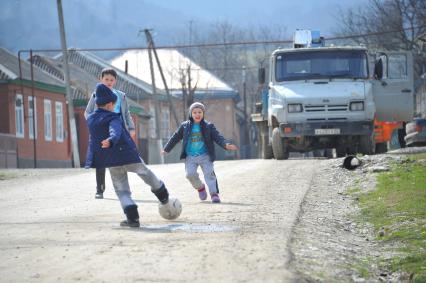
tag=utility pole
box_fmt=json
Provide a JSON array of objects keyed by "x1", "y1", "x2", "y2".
[
  {"x1": 56, "y1": 0, "x2": 80, "y2": 167},
  {"x1": 143, "y1": 29, "x2": 179, "y2": 125},
  {"x1": 144, "y1": 29, "x2": 164, "y2": 164},
  {"x1": 152, "y1": 46, "x2": 180, "y2": 126},
  {"x1": 29, "y1": 50, "x2": 37, "y2": 168},
  {"x1": 242, "y1": 65, "x2": 250, "y2": 158}
]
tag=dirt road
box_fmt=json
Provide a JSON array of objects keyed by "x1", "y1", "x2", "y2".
[{"x1": 0, "y1": 159, "x2": 321, "y2": 282}]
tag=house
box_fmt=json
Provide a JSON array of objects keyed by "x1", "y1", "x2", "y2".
[
  {"x1": 110, "y1": 49, "x2": 240, "y2": 160},
  {"x1": 49, "y1": 50, "x2": 181, "y2": 164},
  {"x1": 31, "y1": 54, "x2": 151, "y2": 165},
  {"x1": 0, "y1": 47, "x2": 71, "y2": 168}
]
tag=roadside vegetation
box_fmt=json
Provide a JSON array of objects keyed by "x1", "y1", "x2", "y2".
[
  {"x1": 0, "y1": 171, "x2": 17, "y2": 181},
  {"x1": 358, "y1": 153, "x2": 426, "y2": 282}
]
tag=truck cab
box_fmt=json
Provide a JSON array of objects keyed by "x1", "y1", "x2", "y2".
[{"x1": 252, "y1": 30, "x2": 413, "y2": 159}]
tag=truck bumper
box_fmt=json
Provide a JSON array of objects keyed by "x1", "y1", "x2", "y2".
[{"x1": 279, "y1": 121, "x2": 373, "y2": 137}]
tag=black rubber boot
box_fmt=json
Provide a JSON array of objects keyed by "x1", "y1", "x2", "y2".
[
  {"x1": 120, "y1": 205, "x2": 140, "y2": 228},
  {"x1": 95, "y1": 168, "x2": 106, "y2": 199},
  {"x1": 152, "y1": 183, "x2": 169, "y2": 204},
  {"x1": 95, "y1": 184, "x2": 105, "y2": 199}
]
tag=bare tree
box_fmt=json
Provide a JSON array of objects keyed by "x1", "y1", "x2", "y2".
[
  {"x1": 179, "y1": 63, "x2": 198, "y2": 119},
  {"x1": 337, "y1": 0, "x2": 426, "y2": 79},
  {"x1": 174, "y1": 21, "x2": 295, "y2": 123}
]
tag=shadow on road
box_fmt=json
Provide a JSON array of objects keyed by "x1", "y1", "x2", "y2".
[
  {"x1": 102, "y1": 197, "x2": 158, "y2": 204},
  {"x1": 102, "y1": 198, "x2": 254, "y2": 207},
  {"x1": 199, "y1": 201, "x2": 255, "y2": 206},
  {"x1": 112, "y1": 223, "x2": 238, "y2": 233}
]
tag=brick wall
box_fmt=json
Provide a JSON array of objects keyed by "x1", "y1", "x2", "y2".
[{"x1": 4, "y1": 83, "x2": 72, "y2": 168}]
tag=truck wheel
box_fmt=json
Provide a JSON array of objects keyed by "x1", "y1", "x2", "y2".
[
  {"x1": 336, "y1": 147, "x2": 346, "y2": 157},
  {"x1": 272, "y1": 127, "x2": 289, "y2": 160},
  {"x1": 259, "y1": 134, "x2": 273, "y2": 159},
  {"x1": 375, "y1": 142, "x2": 388, "y2": 154},
  {"x1": 359, "y1": 132, "x2": 376, "y2": 155}
]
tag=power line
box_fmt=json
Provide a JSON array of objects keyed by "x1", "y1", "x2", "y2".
[{"x1": 18, "y1": 25, "x2": 425, "y2": 54}]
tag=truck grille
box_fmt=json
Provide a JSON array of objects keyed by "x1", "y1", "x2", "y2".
[{"x1": 304, "y1": 104, "x2": 348, "y2": 112}]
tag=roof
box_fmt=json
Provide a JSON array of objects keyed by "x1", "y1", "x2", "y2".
[
  {"x1": 31, "y1": 55, "x2": 93, "y2": 100},
  {"x1": 31, "y1": 54, "x2": 149, "y2": 117},
  {"x1": 110, "y1": 49, "x2": 238, "y2": 99},
  {"x1": 54, "y1": 50, "x2": 168, "y2": 101},
  {"x1": 272, "y1": 46, "x2": 368, "y2": 55},
  {"x1": 0, "y1": 47, "x2": 65, "y2": 91}
]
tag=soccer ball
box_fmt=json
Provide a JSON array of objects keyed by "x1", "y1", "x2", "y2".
[{"x1": 158, "y1": 198, "x2": 182, "y2": 220}]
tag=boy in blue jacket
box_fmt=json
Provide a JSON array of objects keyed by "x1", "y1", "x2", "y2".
[
  {"x1": 85, "y1": 83, "x2": 169, "y2": 227},
  {"x1": 85, "y1": 68, "x2": 136, "y2": 199},
  {"x1": 162, "y1": 102, "x2": 238, "y2": 203}
]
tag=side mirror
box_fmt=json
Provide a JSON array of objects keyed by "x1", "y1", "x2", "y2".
[
  {"x1": 374, "y1": 58, "x2": 383, "y2": 80},
  {"x1": 258, "y1": 67, "x2": 265, "y2": 84}
]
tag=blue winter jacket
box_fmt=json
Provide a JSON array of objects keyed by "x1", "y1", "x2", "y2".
[
  {"x1": 163, "y1": 119, "x2": 227, "y2": 162},
  {"x1": 85, "y1": 108, "x2": 141, "y2": 168}
]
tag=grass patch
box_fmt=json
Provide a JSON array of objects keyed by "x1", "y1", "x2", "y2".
[
  {"x1": 352, "y1": 261, "x2": 370, "y2": 278},
  {"x1": 411, "y1": 152, "x2": 426, "y2": 161},
  {"x1": 358, "y1": 153, "x2": 426, "y2": 280},
  {"x1": 345, "y1": 187, "x2": 361, "y2": 196},
  {"x1": 0, "y1": 172, "x2": 17, "y2": 181}
]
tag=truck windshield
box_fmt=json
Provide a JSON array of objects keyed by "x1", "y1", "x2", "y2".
[{"x1": 275, "y1": 50, "x2": 368, "y2": 81}]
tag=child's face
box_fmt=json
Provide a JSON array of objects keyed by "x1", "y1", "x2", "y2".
[
  {"x1": 105, "y1": 101, "x2": 116, "y2": 112},
  {"x1": 100, "y1": 74, "x2": 116, "y2": 89},
  {"x1": 191, "y1": 108, "x2": 204, "y2": 123}
]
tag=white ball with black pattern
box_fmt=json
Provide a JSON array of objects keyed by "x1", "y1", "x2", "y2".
[{"x1": 158, "y1": 198, "x2": 182, "y2": 220}]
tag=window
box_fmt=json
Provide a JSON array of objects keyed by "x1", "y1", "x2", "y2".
[
  {"x1": 28, "y1": 96, "x2": 37, "y2": 139},
  {"x1": 161, "y1": 108, "x2": 170, "y2": 138},
  {"x1": 149, "y1": 108, "x2": 156, "y2": 139},
  {"x1": 55, "y1": 102, "x2": 64, "y2": 142},
  {"x1": 388, "y1": 54, "x2": 407, "y2": 79},
  {"x1": 44, "y1": 99, "x2": 52, "y2": 141},
  {"x1": 275, "y1": 50, "x2": 368, "y2": 81},
  {"x1": 138, "y1": 122, "x2": 147, "y2": 139},
  {"x1": 15, "y1": 94, "x2": 24, "y2": 138}
]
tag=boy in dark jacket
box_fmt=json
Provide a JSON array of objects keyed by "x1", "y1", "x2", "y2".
[
  {"x1": 85, "y1": 83, "x2": 169, "y2": 227},
  {"x1": 162, "y1": 102, "x2": 238, "y2": 203},
  {"x1": 85, "y1": 68, "x2": 136, "y2": 199}
]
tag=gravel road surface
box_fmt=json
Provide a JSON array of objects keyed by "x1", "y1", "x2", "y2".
[{"x1": 0, "y1": 159, "x2": 320, "y2": 282}]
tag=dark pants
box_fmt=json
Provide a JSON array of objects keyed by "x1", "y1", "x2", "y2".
[
  {"x1": 398, "y1": 123, "x2": 406, "y2": 148},
  {"x1": 96, "y1": 167, "x2": 106, "y2": 191}
]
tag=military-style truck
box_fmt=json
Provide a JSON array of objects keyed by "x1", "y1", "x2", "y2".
[{"x1": 252, "y1": 30, "x2": 413, "y2": 159}]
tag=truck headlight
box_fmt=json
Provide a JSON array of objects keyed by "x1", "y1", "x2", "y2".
[
  {"x1": 288, "y1": 104, "x2": 303, "y2": 113},
  {"x1": 350, "y1": 101, "x2": 364, "y2": 111}
]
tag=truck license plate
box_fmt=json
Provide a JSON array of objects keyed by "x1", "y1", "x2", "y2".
[{"x1": 315, "y1": 128, "x2": 340, "y2": 135}]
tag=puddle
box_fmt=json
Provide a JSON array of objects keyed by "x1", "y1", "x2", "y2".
[{"x1": 114, "y1": 223, "x2": 238, "y2": 233}]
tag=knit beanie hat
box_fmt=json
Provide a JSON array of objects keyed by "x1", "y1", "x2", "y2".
[
  {"x1": 95, "y1": 83, "x2": 117, "y2": 105},
  {"x1": 189, "y1": 102, "x2": 205, "y2": 117}
]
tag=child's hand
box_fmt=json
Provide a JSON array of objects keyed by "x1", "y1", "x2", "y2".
[
  {"x1": 225, "y1": 144, "x2": 238, "y2": 151},
  {"x1": 160, "y1": 150, "x2": 167, "y2": 155},
  {"x1": 129, "y1": 130, "x2": 136, "y2": 141},
  {"x1": 101, "y1": 139, "x2": 111, "y2": 148}
]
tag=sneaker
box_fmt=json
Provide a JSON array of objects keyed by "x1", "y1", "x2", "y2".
[
  {"x1": 95, "y1": 191, "x2": 103, "y2": 199},
  {"x1": 197, "y1": 186, "x2": 207, "y2": 201},
  {"x1": 211, "y1": 194, "x2": 221, "y2": 203},
  {"x1": 120, "y1": 219, "x2": 140, "y2": 228}
]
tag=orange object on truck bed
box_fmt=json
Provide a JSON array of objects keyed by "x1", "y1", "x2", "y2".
[{"x1": 374, "y1": 119, "x2": 402, "y2": 144}]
